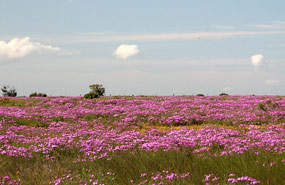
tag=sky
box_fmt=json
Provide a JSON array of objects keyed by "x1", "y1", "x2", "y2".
[{"x1": 0, "y1": 0, "x2": 285, "y2": 96}]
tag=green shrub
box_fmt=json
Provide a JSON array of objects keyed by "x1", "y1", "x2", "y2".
[
  {"x1": 196, "y1": 94, "x2": 204, "y2": 96},
  {"x1": 29, "y1": 92, "x2": 47, "y2": 97},
  {"x1": 84, "y1": 92, "x2": 99, "y2": 99},
  {"x1": 219, "y1": 92, "x2": 228, "y2": 96}
]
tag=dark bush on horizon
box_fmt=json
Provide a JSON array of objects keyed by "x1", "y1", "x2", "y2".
[
  {"x1": 1, "y1": 85, "x2": 17, "y2": 97},
  {"x1": 196, "y1": 94, "x2": 204, "y2": 96},
  {"x1": 84, "y1": 84, "x2": 105, "y2": 99},
  {"x1": 29, "y1": 92, "x2": 47, "y2": 97},
  {"x1": 219, "y1": 92, "x2": 229, "y2": 96}
]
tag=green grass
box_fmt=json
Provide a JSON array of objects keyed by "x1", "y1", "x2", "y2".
[
  {"x1": 0, "y1": 98, "x2": 27, "y2": 107},
  {"x1": 52, "y1": 116, "x2": 65, "y2": 122},
  {"x1": 0, "y1": 98, "x2": 41, "y2": 107},
  {"x1": 0, "y1": 116, "x2": 49, "y2": 128},
  {"x1": 0, "y1": 148, "x2": 284, "y2": 185}
]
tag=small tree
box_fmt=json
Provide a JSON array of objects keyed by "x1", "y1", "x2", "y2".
[
  {"x1": 84, "y1": 84, "x2": 105, "y2": 99},
  {"x1": 1, "y1": 85, "x2": 17, "y2": 97},
  {"x1": 89, "y1": 84, "x2": 105, "y2": 96}
]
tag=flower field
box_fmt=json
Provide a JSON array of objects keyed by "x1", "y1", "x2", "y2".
[{"x1": 0, "y1": 95, "x2": 284, "y2": 185}]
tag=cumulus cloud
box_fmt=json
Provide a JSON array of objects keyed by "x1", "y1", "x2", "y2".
[
  {"x1": 265, "y1": 79, "x2": 280, "y2": 85},
  {"x1": 114, "y1": 44, "x2": 139, "y2": 60},
  {"x1": 250, "y1": 54, "x2": 264, "y2": 70},
  {"x1": 0, "y1": 37, "x2": 67, "y2": 59}
]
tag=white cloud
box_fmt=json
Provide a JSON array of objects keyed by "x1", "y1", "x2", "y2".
[
  {"x1": 61, "y1": 31, "x2": 285, "y2": 43},
  {"x1": 250, "y1": 54, "x2": 264, "y2": 70},
  {"x1": 265, "y1": 79, "x2": 280, "y2": 85},
  {"x1": 114, "y1": 44, "x2": 139, "y2": 60},
  {"x1": 250, "y1": 21, "x2": 285, "y2": 29},
  {"x1": 0, "y1": 37, "x2": 68, "y2": 59},
  {"x1": 251, "y1": 24, "x2": 281, "y2": 29}
]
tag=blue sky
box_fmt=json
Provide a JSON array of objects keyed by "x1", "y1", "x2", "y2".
[{"x1": 0, "y1": 0, "x2": 285, "y2": 96}]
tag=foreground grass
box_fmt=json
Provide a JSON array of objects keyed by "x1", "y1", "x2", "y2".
[{"x1": 0, "y1": 149, "x2": 284, "y2": 185}]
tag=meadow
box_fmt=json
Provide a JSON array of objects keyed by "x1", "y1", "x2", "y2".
[{"x1": 0, "y1": 95, "x2": 284, "y2": 185}]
